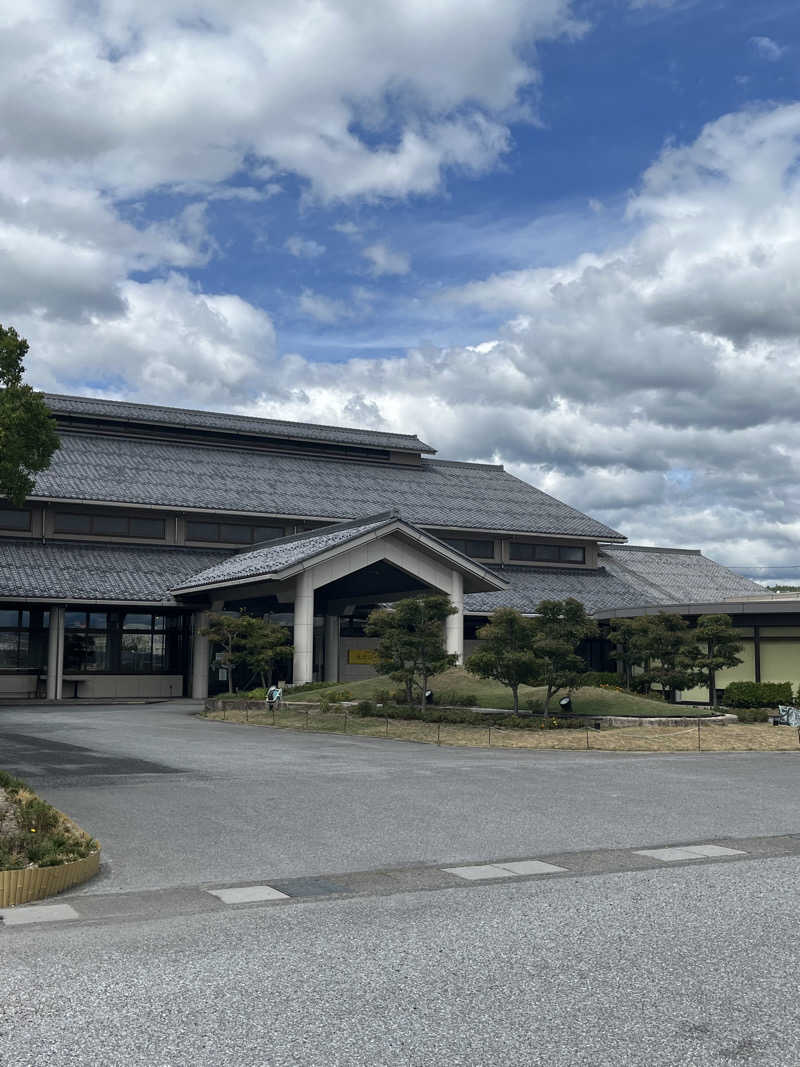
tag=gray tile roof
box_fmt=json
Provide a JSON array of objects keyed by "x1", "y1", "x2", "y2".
[
  {"x1": 44, "y1": 394, "x2": 435, "y2": 454},
  {"x1": 172, "y1": 515, "x2": 393, "y2": 591},
  {"x1": 599, "y1": 546, "x2": 764, "y2": 605},
  {"x1": 0, "y1": 540, "x2": 229, "y2": 604},
  {"x1": 33, "y1": 434, "x2": 625, "y2": 540},
  {"x1": 464, "y1": 566, "x2": 654, "y2": 616}
]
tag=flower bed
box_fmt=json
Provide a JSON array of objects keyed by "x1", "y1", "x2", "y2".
[{"x1": 0, "y1": 770, "x2": 100, "y2": 907}]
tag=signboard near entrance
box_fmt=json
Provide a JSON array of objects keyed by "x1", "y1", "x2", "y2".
[{"x1": 348, "y1": 648, "x2": 379, "y2": 665}]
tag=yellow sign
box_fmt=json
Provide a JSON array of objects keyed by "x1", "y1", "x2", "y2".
[{"x1": 348, "y1": 648, "x2": 379, "y2": 665}]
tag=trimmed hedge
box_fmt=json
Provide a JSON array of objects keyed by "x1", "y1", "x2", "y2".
[
  {"x1": 723, "y1": 681, "x2": 793, "y2": 708},
  {"x1": 350, "y1": 702, "x2": 583, "y2": 730}
]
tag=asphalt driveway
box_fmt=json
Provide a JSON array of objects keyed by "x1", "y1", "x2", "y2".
[{"x1": 2, "y1": 700, "x2": 800, "y2": 894}]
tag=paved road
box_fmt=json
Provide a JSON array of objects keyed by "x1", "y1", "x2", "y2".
[
  {"x1": 1, "y1": 701, "x2": 799, "y2": 893},
  {"x1": 3, "y1": 702, "x2": 800, "y2": 1065}
]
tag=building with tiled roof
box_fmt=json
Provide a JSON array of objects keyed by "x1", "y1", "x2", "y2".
[{"x1": 0, "y1": 393, "x2": 785, "y2": 702}]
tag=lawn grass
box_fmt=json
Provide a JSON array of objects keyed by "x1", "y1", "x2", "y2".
[
  {"x1": 204, "y1": 707, "x2": 800, "y2": 752},
  {"x1": 279, "y1": 667, "x2": 705, "y2": 717}
]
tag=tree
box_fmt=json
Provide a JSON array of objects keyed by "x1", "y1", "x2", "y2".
[
  {"x1": 530, "y1": 598, "x2": 598, "y2": 713},
  {"x1": 201, "y1": 612, "x2": 252, "y2": 694},
  {"x1": 242, "y1": 617, "x2": 293, "y2": 690},
  {"x1": 631, "y1": 612, "x2": 696, "y2": 703},
  {"x1": 689, "y1": 614, "x2": 743, "y2": 708},
  {"x1": 0, "y1": 325, "x2": 60, "y2": 507},
  {"x1": 465, "y1": 608, "x2": 540, "y2": 713},
  {"x1": 606, "y1": 618, "x2": 643, "y2": 691},
  {"x1": 365, "y1": 595, "x2": 457, "y2": 712}
]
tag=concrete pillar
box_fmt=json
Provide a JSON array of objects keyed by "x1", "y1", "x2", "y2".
[
  {"x1": 293, "y1": 571, "x2": 315, "y2": 684},
  {"x1": 324, "y1": 614, "x2": 340, "y2": 683},
  {"x1": 191, "y1": 610, "x2": 210, "y2": 700},
  {"x1": 46, "y1": 606, "x2": 65, "y2": 700},
  {"x1": 446, "y1": 570, "x2": 464, "y2": 663}
]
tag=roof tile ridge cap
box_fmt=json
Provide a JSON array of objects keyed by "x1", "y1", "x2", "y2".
[
  {"x1": 424, "y1": 457, "x2": 505, "y2": 470},
  {"x1": 45, "y1": 393, "x2": 433, "y2": 447}
]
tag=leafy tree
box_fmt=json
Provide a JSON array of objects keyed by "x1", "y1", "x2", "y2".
[
  {"x1": 465, "y1": 608, "x2": 540, "y2": 713},
  {"x1": 201, "y1": 612, "x2": 252, "y2": 694},
  {"x1": 0, "y1": 325, "x2": 60, "y2": 507},
  {"x1": 688, "y1": 614, "x2": 743, "y2": 708},
  {"x1": 606, "y1": 618, "x2": 643, "y2": 691},
  {"x1": 530, "y1": 598, "x2": 598, "y2": 713},
  {"x1": 242, "y1": 617, "x2": 293, "y2": 690},
  {"x1": 365, "y1": 595, "x2": 457, "y2": 712},
  {"x1": 631, "y1": 612, "x2": 696, "y2": 703}
]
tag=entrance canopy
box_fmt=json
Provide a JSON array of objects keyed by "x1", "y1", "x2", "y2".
[{"x1": 171, "y1": 511, "x2": 507, "y2": 685}]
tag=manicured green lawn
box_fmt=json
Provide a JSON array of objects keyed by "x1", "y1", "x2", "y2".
[{"x1": 280, "y1": 667, "x2": 707, "y2": 717}]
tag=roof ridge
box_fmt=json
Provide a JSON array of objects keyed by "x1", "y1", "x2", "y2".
[
  {"x1": 606, "y1": 544, "x2": 702, "y2": 556},
  {"x1": 44, "y1": 393, "x2": 435, "y2": 452}
]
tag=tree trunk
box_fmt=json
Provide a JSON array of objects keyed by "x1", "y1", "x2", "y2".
[
  {"x1": 227, "y1": 660, "x2": 234, "y2": 694},
  {"x1": 420, "y1": 673, "x2": 428, "y2": 714},
  {"x1": 625, "y1": 663, "x2": 631, "y2": 691},
  {"x1": 511, "y1": 684, "x2": 519, "y2": 714},
  {"x1": 709, "y1": 668, "x2": 717, "y2": 708}
]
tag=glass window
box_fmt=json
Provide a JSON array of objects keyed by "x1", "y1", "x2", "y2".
[
  {"x1": 444, "y1": 538, "x2": 493, "y2": 558},
  {"x1": 536, "y1": 545, "x2": 559, "y2": 561},
  {"x1": 55, "y1": 512, "x2": 92, "y2": 534},
  {"x1": 93, "y1": 514, "x2": 129, "y2": 536},
  {"x1": 121, "y1": 633, "x2": 153, "y2": 672},
  {"x1": 220, "y1": 523, "x2": 251, "y2": 543},
  {"x1": 65, "y1": 611, "x2": 89, "y2": 629},
  {"x1": 186, "y1": 521, "x2": 218, "y2": 541},
  {"x1": 64, "y1": 631, "x2": 109, "y2": 672},
  {"x1": 509, "y1": 543, "x2": 535, "y2": 561},
  {"x1": 254, "y1": 525, "x2": 284, "y2": 542},
  {"x1": 130, "y1": 517, "x2": 165, "y2": 538},
  {"x1": 0, "y1": 632, "x2": 20, "y2": 668},
  {"x1": 559, "y1": 546, "x2": 585, "y2": 563},
  {"x1": 0, "y1": 610, "x2": 19, "y2": 627},
  {"x1": 123, "y1": 613, "x2": 152, "y2": 631},
  {"x1": 0, "y1": 508, "x2": 31, "y2": 530}
]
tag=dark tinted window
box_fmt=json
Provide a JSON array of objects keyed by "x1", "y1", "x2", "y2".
[
  {"x1": 254, "y1": 525, "x2": 284, "y2": 542},
  {"x1": 130, "y1": 517, "x2": 165, "y2": 538},
  {"x1": 186, "y1": 521, "x2": 218, "y2": 541},
  {"x1": 220, "y1": 523, "x2": 251, "y2": 543},
  {"x1": 443, "y1": 538, "x2": 494, "y2": 558},
  {"x1": 0, "y1": 508, "x2": 31, "y2": 530},
  {"x1": 93, "y1": 514, "x2": 129, "y2": 536},
  {"x1": 559, "y1": 546, "x2": 585, "y2": 563},
  {"x1": 509, "y1": 542, "x2": 585, "y2": 564},
  {"x1": 55, "y1": 512, "x2": 92, "y2": 533}
]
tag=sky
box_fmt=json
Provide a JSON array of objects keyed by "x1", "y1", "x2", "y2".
[{"x1": 3, "y1": 0, "x2": 800, "y2": 581}]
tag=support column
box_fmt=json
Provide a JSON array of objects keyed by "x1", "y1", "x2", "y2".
[
  {"x1": 46, "y1": 606, "x2": 64, "y2": 701},
  {"x1": 324, "y1": 614, "x2": 340, "y2": 683},
  {"x1": 446, "y1": 570, "x2": 464, "y2": 664},
  {"x1": 293, "y1": 571, "x2": 315, "y2": 684},
  {"x1": 191, "y1": 610, "x2": 210, "y2": 700}
]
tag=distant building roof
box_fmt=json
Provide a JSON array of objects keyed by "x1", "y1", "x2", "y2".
[
  {"x1": 464, "y1": 566, "x2": 649, "y2": 616},
  {"x1": 33, "y1": 433, "x2": 626, "y2": 541},
  {"x1": 44, "y1": 393, "x2": 436, "y2": 455}
]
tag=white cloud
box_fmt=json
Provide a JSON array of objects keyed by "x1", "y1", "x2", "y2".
[
  {"x1": 285, "y1": 235, "x2": 326, "y2": 259},
  {"x1": 363, "y1": 242, "x2": 411, "y2": 276},
  {"x1": 297, "y1": 289, "x2": 349, "y2": 324},
  {"x1": 749, "y1": 36, "x2": 786, "y2": 62}
]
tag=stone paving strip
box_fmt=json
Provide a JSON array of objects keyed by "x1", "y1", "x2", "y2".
[{"x1": 2, "y1": 832, "x2": 799, "y2": 930}]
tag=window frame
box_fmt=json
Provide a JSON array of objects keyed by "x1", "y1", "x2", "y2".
[
  {"x1": 53, "y1": 511, "x2": 166, "y2": 540},
  {"x1": 509, "y1": 542, "x2": 586, "y2": 565},
  {"x1": 185, "y1": 519, "x2": 285, "y2": 544}
]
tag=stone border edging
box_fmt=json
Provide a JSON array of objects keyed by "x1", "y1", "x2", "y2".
[
  {"x1": 204, "y1": 698, "x2": 737, "y2": 728},
  {"x1": 0, "y1": 849, "x2": 101, "y2": 908}
]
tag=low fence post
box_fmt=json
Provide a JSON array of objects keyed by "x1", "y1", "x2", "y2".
[
  {"x1": 246, "y1": 705, "x2": 249, "y2": 723},
  {"x1": 586, "y1": 728, "x2": 590, "y2": 750},
  {"x1": 385, "y1": 717, "x2": 389, "y2": 737},
  {"x1": 437, "y1": 723, "x2": 441, "y2": 746},
  {"x1": 697, "y1": 716, "x2": 701, "y2": 752},
  {"x1": 305, "y1": 708, "x2": 309, "y2": 730},
  {"x1": 488, "y1": 725, "x2": 492, "y2": 747},
  {"x1": 344, "y1": 709, "x2": 348, "y2": 733}
]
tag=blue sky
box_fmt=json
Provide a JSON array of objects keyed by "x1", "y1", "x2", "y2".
[{"x1": 3, "y1": 0, "x2": 800, "y2": 577}]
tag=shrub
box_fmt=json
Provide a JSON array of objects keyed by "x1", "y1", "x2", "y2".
[
  {"x1": 285, "y1": 681, "x2": 340, "y2": 695},
  {"x1": 357, "y1": 700, "x2": 375, "y2": 716},
  {"x1": 722, "y1": 681, "x2": 793, "y2": 708},
  {"x1": 581, "y1": 671, "x2": 622, "y2": 687},
  {"x1": 1, "y1": 774, "x2": 98, "y2": 871},
  {"x1": 525, "y1": 698, "x2": 544, "y2": 713},
  {"x1": 734, "y1": 708, "x2": 770, "y2": 723},
  {"x1": 432, "y1": 690, "x2": 479, "y2": 707}
]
